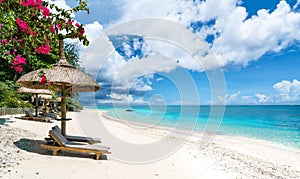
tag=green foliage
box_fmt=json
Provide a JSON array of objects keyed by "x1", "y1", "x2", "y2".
[
  {"x1": 0, "y1": 0, "x2": 89, "y2": 108},
  {"x1": 0, "y1": 81, "x2": 33, "y2": 108},
  {"x1": 0, "y1": 0, "x2": 89, "y2": 81},
  {"x1": 64, "y1": 42, "x2": 82, "y2": 69},
  {"x1": 66, "y1": 98, "x2": 83, "y2": 112}
]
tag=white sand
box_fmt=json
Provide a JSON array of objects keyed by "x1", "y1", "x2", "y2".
[{"x1": 1, "y1": 109, "x2": 300, "y2": 179}]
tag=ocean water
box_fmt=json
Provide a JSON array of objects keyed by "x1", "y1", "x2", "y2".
[{"x1": 97, "y1": 105, "x2": 300, "y2": 149}]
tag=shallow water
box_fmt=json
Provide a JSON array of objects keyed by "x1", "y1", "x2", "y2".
[{"x1": 96, "y1": 105, "x2": 300, "y2": 149}]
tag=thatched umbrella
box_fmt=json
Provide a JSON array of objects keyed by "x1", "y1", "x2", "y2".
[
  {"x1": 17, "y1": 87, "x2": 53, "y2": 117},
  {"x1": 17, "y1": 39, "x2": 100, "y2": 136}
]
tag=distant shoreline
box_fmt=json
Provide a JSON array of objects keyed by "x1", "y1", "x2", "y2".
[
  {"x1": 88, "y1": 105, "x2": 300, "y2": 150},
  {"x1": 84, "y1": 104, "x2": 300, "y2": 107},
  {"x1": 99, "y1": 109, "x2": 300, "y2": 153}
]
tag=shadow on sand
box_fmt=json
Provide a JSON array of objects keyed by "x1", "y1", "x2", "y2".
[
  {"x1": 14, "y1": 138, "x2": 108, "y2": 160},
  {"x1": 0, "y1": 117, "x2": 15, "y2": 125}
]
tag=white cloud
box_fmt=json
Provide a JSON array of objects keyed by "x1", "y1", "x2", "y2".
[
  {"x1": 273, "y1": 79, "x2": 300, "y2": 93},
  {"x1": 80, "y1": 34, "x2": 124, "y2": 78},
  {"x1": 217, "y1": 79, "x2": 300, "y2": 105},
  {"x1": 156, "y1": 78, "x2": 163, "y2": 82},
  {"x1": 112, "y1": 54, "x2": 177, "y2": 91},
  {"x1": 51, "y1": 0, "x2": 72, "y2": 11},
  {"x1": 81, "y1": 34, "x2": 178, "y2": 93},
  {"x1": 208, "y1": 95, "x2": 227, "y2": 105},
  {"x1": 227, "y1": 91, "x2": 240, "y2": 103},
  {"x1": 96, "y1": 93, "x2": 147, "y2": 105},
  {"x1": 211, "y1": 1, "x2": 300, "y2": 67},
  {"x1": 84, "y1": 21, "x2": 103, "y2": 43},
  {"x1": 255, "y1": 93, "x2": 273, "y2": 104},
  {"x1": 65, "y1": 0, "x2": 300, "y2": 75},
  {"x1": 112, "y1": 0, "x2": 300, "y2": 70},
  {"x1": 117, "y1": 0, "x2": 176, "y2": 22},
  {"x1": 143, "y1": 40, "x2": 207, "y2": 72},
  {"x1": 273, "y1": 79, "x2": 300, "y2": 102},
  {"x1": 210, "y1": 92, "x2": 256, "y2": 105},
  {"x1": 108, "y1": 93, "x2": 146, "y2": 104},
  {"x1": 241, "y1": 95, "x2": 256, "y2": 104}
]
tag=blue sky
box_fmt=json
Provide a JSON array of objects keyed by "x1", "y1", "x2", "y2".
[{"x1": 60, "y1": 0, "x2": 300, "y2": 105}]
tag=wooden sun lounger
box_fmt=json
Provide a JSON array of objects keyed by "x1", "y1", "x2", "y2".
[
  {"x1": 52, "y1": 125, "x2": 101, "y2": 144},
  {"x1": 15, "y1": 111, "x2": 52, "y2": 123},
  {"x1": 41, "y1": 129, "x2": 111, "y2": 160}
]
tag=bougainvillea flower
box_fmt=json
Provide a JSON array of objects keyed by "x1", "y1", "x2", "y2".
[
  {"x1": 78, "y1": 27, "x2": 85, "y2": 35},
  {"x1": 37, "y1": 44, "x2": 50, "y2": 54},
  {"x1": 16, "y1": 18, "x2": 28, "y2": 32},
  {"x1": 40, "y1": 75, "x2": 47, "y2": 84},
  {"x1": 50, "y1": 25, "x2": 56, "y2": 34}
]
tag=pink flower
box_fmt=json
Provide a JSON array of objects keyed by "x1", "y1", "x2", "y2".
[
  {"x1": 78, "y1": 27, "x2": 85, "y2": 35},
  {"x1": 17, "y1": 55, "x2": 26, "y2": 65},
  {"x1": 6, "y1": 51, "x2": 10, "y2": 55},
  {"x1": 39, "y1": 6, "x2": 50, "y2": 18},
  {"x1": 11, "y1": 55, "x2": 27, "y2": 73},
  {"x1": 0, "y1": 0, "x2": 3, "y2": 3},
  {"x1": 75, "y1": 23, "x2": 80, "y2": 27},
  {"x1": 13, "y1": 55, "x2": 27, "y2": 65},
  {"x1": 1, "y1": 39, "x2": 8, "y2": 45},
  {"x1": 13, "y1": 61, "x2": 19, "y2": 65},
  {"x1": 16, "y1": 18, "x2": 28, "y2": 32},
  {"x1": 67, "y1": 21, "x2": 72, "y2": 25},
  {"x1": 14, "y1": 66, "x2": 23, "y2": 73},
  {"x1": 50, "y1": 25, "x2": 56, "y2": 34},
  {"x1": 56, "y1": 23, "x2": 61, "y2": 29},
  {"x1": 22, "y1": 0, "x2": 30, "y2": 6},
  {"x1": 27, "y1": 28, "x2": 36, "y2": 36},
  {"x1": 35, "y1": 0, "x2": 42, "y2": 6},
  {"x1": 37, "y1": 44, "x2": 50, "y2": 54},
  {"x1": 22, "y1": 0, "x2": 42, "y2": 7},
  {"x1": 41, "y1": 75, "x2": 47, "y2": 84}
]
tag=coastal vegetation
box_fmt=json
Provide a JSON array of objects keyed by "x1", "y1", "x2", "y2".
[{"x1": 0, "y1": 0, "x2": 89, "y2": 109}]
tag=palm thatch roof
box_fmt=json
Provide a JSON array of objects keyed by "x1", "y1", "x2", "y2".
[
  {"x1": 17, "y1": 42, "x2": 100, "y2": 92},
  {"x1": 17, "y1": 87, "x2": 53, "y2": 95}
]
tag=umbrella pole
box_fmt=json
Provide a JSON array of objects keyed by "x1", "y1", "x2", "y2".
[
  {"x1": 35, "y1": 93, "x2": 38, "y2": 117},
  {"x1": 61, "y1": 83, "x2": 67, "y2": 136}
]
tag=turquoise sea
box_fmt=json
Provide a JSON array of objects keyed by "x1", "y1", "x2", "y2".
[{"x1": 97, "y1": 105, "x2": 300, "y2": 149}]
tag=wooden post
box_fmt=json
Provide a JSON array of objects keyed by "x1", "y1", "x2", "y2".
[
  {"x1": 35, "y1": 93, "x2": 38, "y2": 117},
  {"x1": 61, "y1": 83, "x2": 67, "y2": 136},
  {"x1": 59, "y1": 38, "x2": 67, "y2": 137}
]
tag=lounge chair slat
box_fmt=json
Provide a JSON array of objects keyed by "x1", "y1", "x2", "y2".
[
  {"x1": 52, "y1": 125, "x2": 101, "y2": 144},
  {"x1": 41, "y1": 128, "x2": 111, "y2": 160}
]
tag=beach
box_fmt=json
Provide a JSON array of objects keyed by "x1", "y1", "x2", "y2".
[{"x1": 1, "y1": 109, "x2": 300, "y2": 179}]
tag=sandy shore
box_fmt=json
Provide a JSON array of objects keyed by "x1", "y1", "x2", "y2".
[{"x1": 1, "y1": 109, "x2": 300, "y2": 179}]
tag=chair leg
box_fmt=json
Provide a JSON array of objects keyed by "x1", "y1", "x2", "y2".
[
  {"x1": 96, "y1": 154, "x2": 100, "y2": 160},
  {"x1": 52, "y1": 149, "x2": 60, "y2": 156}
]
